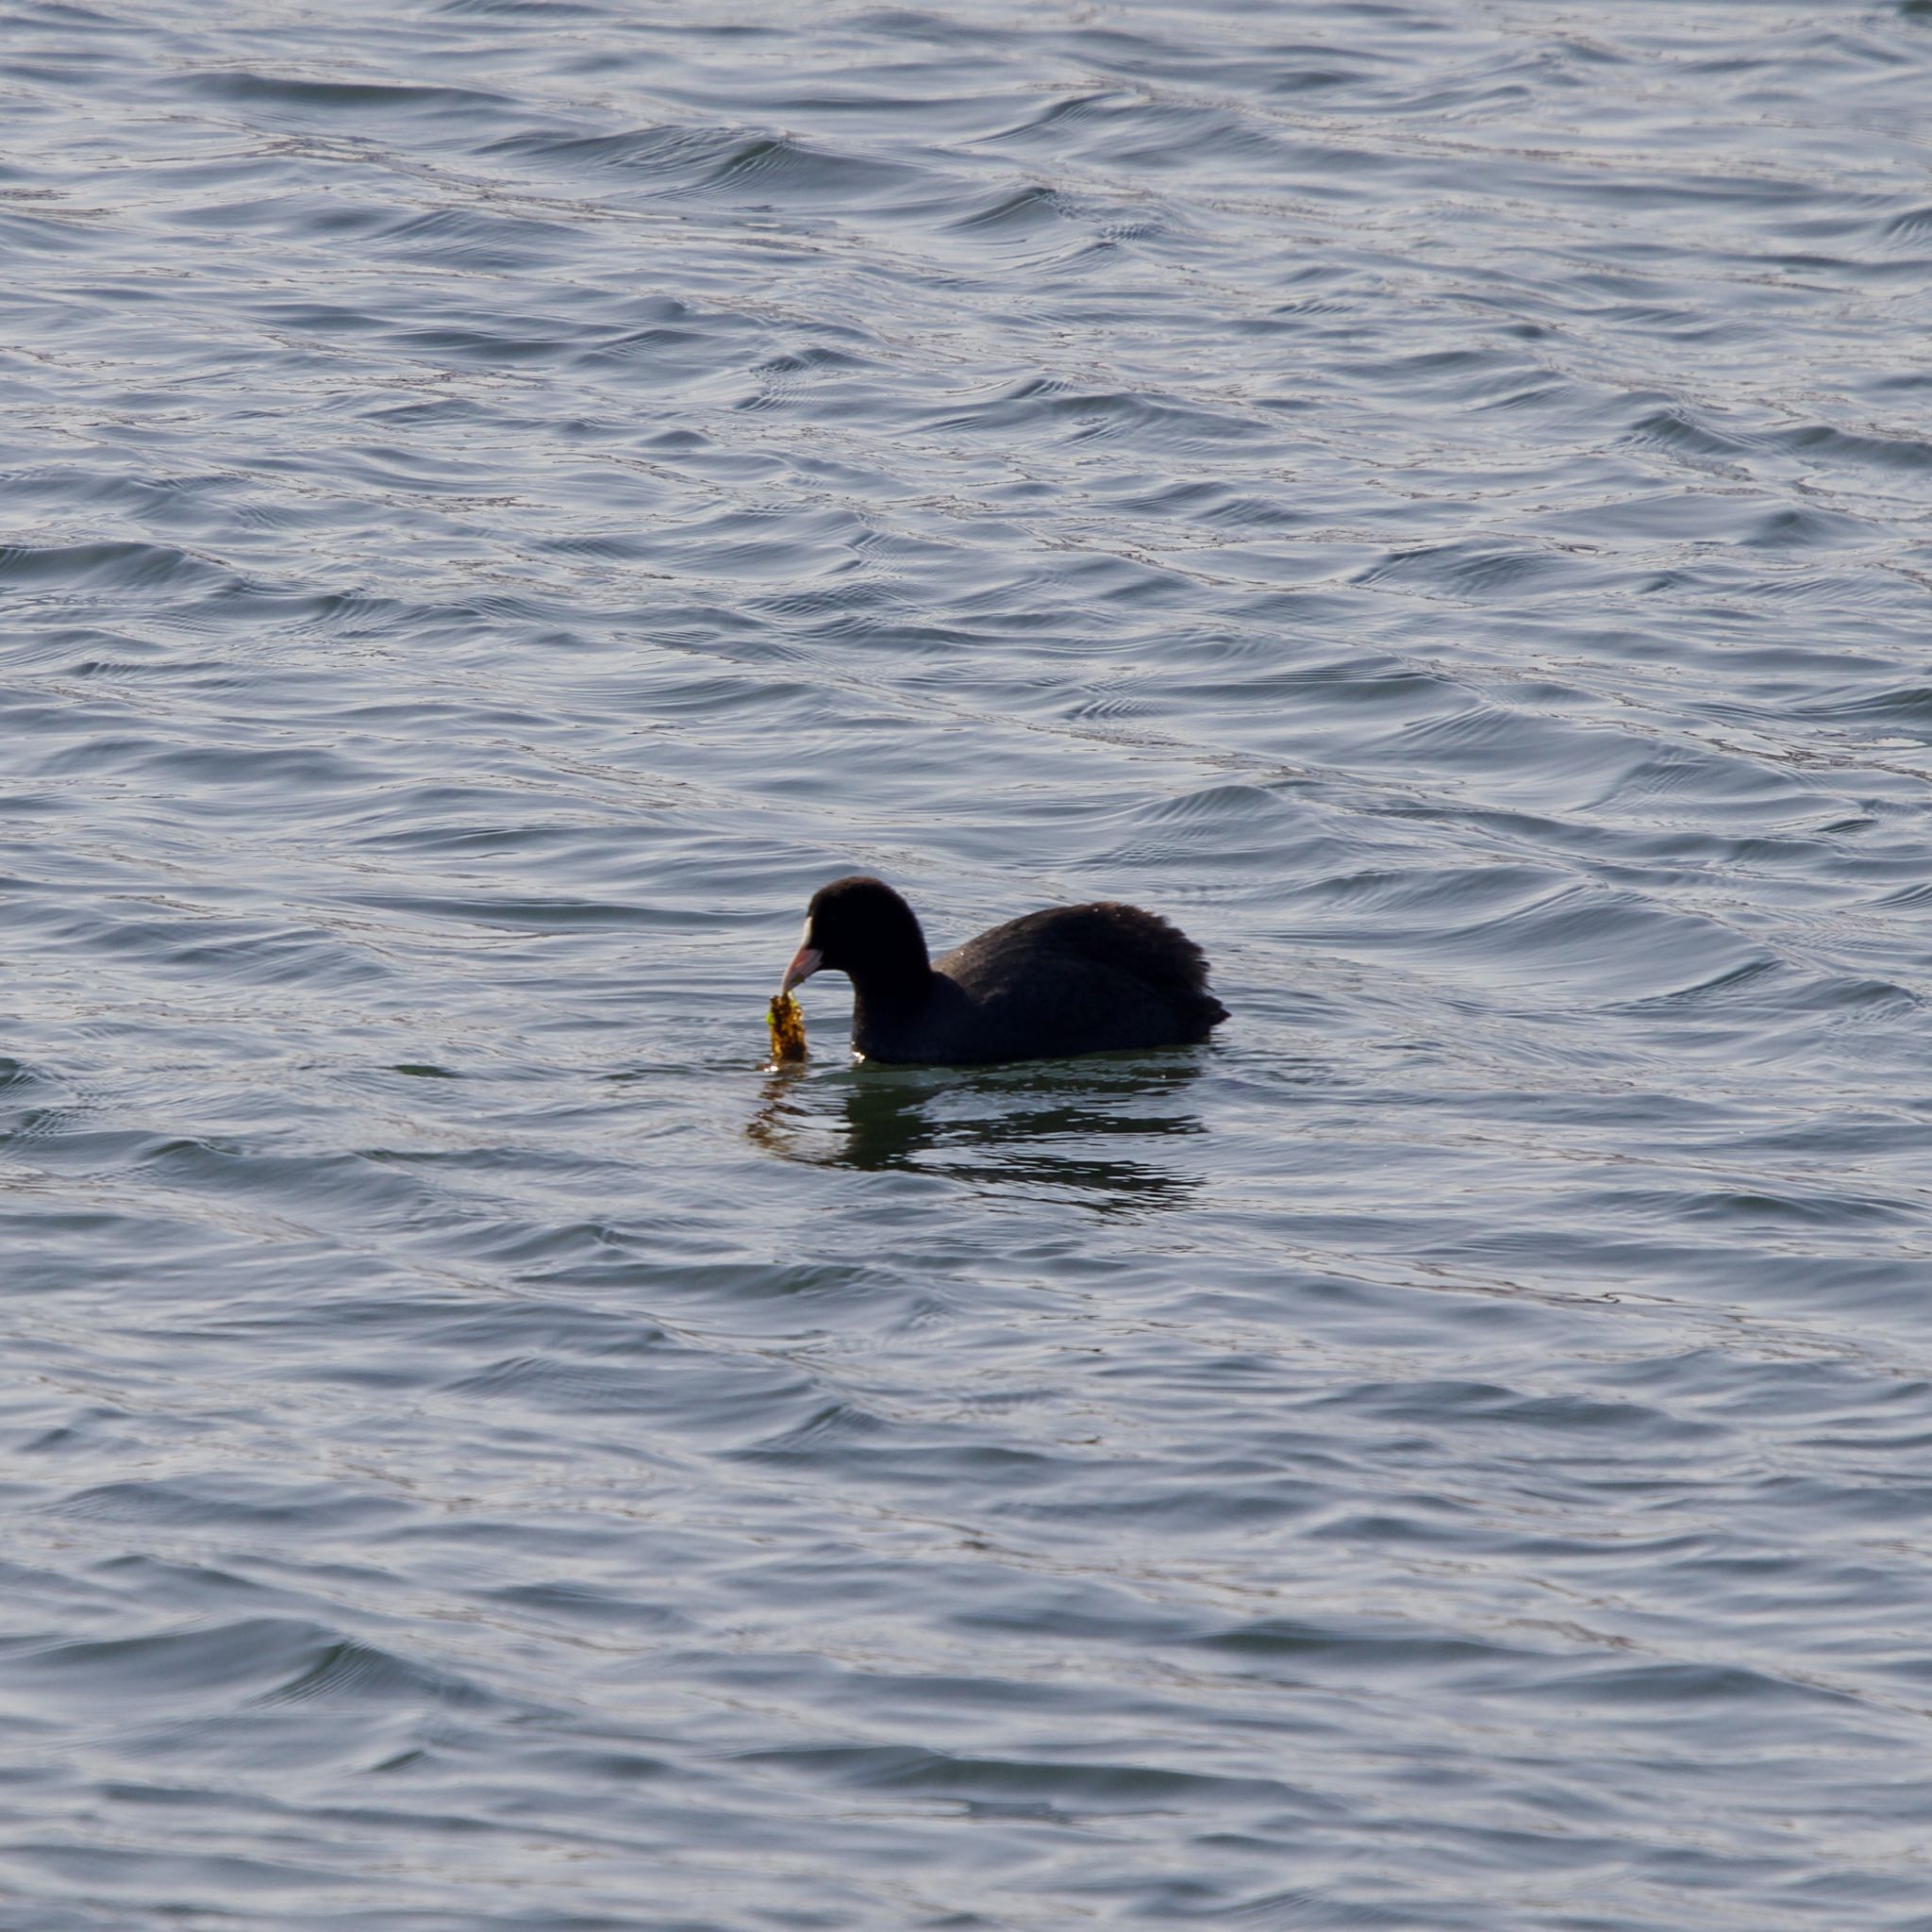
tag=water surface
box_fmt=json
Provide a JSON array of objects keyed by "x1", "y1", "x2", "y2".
[{"x1": 5, "y1": 2, "x2": 1932, "y2": 1926}]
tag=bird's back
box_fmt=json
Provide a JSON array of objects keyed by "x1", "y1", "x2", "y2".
[
  {"x1": 861, "y1": 902, "x2": 1227, "y2": 1063},
  {"x1": 948, "y1": 902, "x2": 1217, "y2": 999}
]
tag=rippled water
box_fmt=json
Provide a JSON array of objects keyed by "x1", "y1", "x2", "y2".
[{"x1": 6, "y1": 1, "x2": 1932, "y2": 1925}]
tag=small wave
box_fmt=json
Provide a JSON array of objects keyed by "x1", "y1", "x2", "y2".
[
  {"x1": 255, "y1": 1634, "x2": 496, "y2": 1709},
  {"x1": 374, "y1": 206, "x2": 575, "y2": 273},
  {"x1": 1621, "y1": 405, "x2": 1757, "y2": 461},
  {"x1": 685, "y1": 133, "x2": 931, "y2": 208},
  {"x1": 1540, "y1": 1658, "x2": 1848, "y2": 1709},
  {"x1": 1199, "y1": 1613, "x2": 1528, "y2": 1674},
  {"x1": 0, "y1": 541, "x2": 229, "y2": 592},
  {"x1": 1354, "y1": 541, "x2": 1576, "y2": 596},
  {"x1": 3, "y1": 1616, "x2": 492, "y2": 1716},
  {"x1": 486, "y1": 122, "x2": 749, "y2": 178},
  {"x1": 175, "y1": 69, "x2": 511, "y2": 116},
  {"x1": 923, "y1": 377, "x2": 1271, "y2": 449},
  {"x1": 0, "y1": 206, "x2": 104, "y2": 254},
  {"x1": 1740, "y1": 502, "x2": 1877, "y2": 549},
  {"x1": 738, "y1": 1740, "x2": 1302, "y2": 1809},
  {"x1": 1880, "y1": 203, "x2": 1932, "y2": 242},
  {"x1": 1771, "y1": 421, "x2": 1932, "y2": 475},
  {"x1": 437, "y1": 0, "x2": 602, "y2": 14},
  {"x1": 943, "y1": 184, "x2": 1081, "y2": 236}
]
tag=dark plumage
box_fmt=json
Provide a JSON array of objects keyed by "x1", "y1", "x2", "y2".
[{"x1": 782, "y1": 876, "x2": 1227, "y2": 1066}]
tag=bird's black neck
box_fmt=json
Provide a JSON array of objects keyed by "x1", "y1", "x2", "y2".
[{"x1": 849, "y1": 948, "x2": 933, "y2": 1022}]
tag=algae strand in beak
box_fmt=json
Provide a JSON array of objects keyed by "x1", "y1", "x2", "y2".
[{"x1": 767, "y1": 990, "x2": 808, "y2": 1063}]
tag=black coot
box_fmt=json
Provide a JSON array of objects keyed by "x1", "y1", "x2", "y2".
[{"x1": 781, "y1": 875, "x2": 1228, "y2": 1066}]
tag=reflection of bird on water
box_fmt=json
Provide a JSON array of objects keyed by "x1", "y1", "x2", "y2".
[{"x1": 746, "y1": 1060, "x2": 1208, "y2": 1215}]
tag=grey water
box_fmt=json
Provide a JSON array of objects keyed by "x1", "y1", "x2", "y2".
[{"x1": 5, "y1": 1, "x2": 1932, "y2": 1925}]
